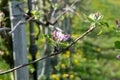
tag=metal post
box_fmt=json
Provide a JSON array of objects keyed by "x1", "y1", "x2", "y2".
[{"x1": 9, "y1": 1, "x2": 29, "y2": 80}]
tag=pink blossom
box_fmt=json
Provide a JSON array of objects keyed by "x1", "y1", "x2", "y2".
[
  {"x1": 52, "y1": 30, "x2": 70, "y2": 42},
  {"x1": 116, "y1": 55, "x2": 120, "y2": 59},
  {"x1": 63, "y1": 34, "x2": 70, "y2": 41},
  {"x1": 57, "y1": 31, "x2": 64, "y2": 41},
  {"x1": 52, "y1": 30, "x2": 57, "y2": 40}
]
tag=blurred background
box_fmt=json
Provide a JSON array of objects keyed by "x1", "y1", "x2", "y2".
[{"x1": 0, "y1": 0, "x2": 120, "y2": 80}]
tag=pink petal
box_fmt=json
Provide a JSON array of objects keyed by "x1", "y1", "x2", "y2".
[
  {"x1": 63, "y1": 34, "x2": 70, "y2": 41},
  {"x1": 52, "y1": 30, "x2": 57, "y2": 40}
]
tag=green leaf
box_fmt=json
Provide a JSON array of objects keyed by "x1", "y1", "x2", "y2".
[
  {"x1": 59, "y1": 42, "x2": 69, "y2": 48},
  {"x1": 114, "y1": 41, "x2": 120, "y2": 49},
  {"x1": 52, "y1": 3, "x2": 58, "y2": 10},
  {"x1": 100, "y1": 22, "x2": 109, "y2": 27},
  {"x1": 87, "y1": 16, "x2": 95, "y2": 22},
  {"x1": 97, "y1": 30, "x2": 102, "y2": 35},
  {"x1": 44, "y1": 34, "x2": 49, "y2": 38},
  {"x1": 47, "y1": 38, "x2": 53, "y2": 45},
  {"x1": 44, "y1": 34, "x2": 53, "y2": 45},
  {"x1": 31, "y1": 10, "x2": 36, "y2": 15},
  {"x1": 104, "y1": 22, "x2": 109, "y2": 27}
]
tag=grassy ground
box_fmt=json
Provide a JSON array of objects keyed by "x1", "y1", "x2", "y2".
[{"x1": 71, "y1": 0, "x2": 120, "y2": 79}]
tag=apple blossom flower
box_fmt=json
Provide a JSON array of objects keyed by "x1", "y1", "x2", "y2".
[
  {"x1": 64, "y1": 34, "x2": 70, "y2": 41},
  {"x1": 52, "y1": 29, "x2": 70, "y2": 42},
  {"x1": 88, "y1": 12, "x2": 102, "y2": 21},
  {"x1": 52, "y1": 30, "x2": 57, "y2": 41}
]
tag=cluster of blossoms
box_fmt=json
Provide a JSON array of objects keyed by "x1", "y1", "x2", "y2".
[
  {"x1": 52, "y1": 28, "x2": 70, "y2": 42},
  {"x1": 89, "y1": 12, "x2": 103, "y2": 21}
]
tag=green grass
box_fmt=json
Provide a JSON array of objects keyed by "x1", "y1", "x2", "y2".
[
  {"x1": 67, "y1": 0, "x2": 120, "y2": 80},
  {"x1": 0, "y1": 57, "x2": 11, "y2": 80}
]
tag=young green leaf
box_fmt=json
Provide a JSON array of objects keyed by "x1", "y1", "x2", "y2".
[
  {"x1": 100, "y1": 22, "x2": 109, "y2": 27},
  {"x1": 97, "y1": 30, "x2": 102, "y2": 35},
  {"x1": 31, "y1": 10, "x2": 36, "y2": 15},
  {"x1": 87, "y1": 16, "x2": 95, "y2": 22}
]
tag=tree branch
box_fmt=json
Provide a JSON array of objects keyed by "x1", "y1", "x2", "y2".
[
  {"x1": 48, "y1": 0, "x2": 80, "y2": 25},
  {"x1": 0, "y1": 28, "x2": 11, "y2": 33},
  {"x1": 0, "y1": 23, "x2": 96, "y2": 75},
  {"x1": 65, "y1": 23, "x2": 96, "y2": 50},
  {"x1": 8, "y1": 16, "x2": 34, "y2": 35},
  {"x1": 32, "y1": 0, "x2": 80, "y2": 26},
  {"x1": 5, "y1": 0, "x2": 80, "y2": 34}
]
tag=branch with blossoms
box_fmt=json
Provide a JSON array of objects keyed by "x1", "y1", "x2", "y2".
[
  {"x1": 0, "y1": 9, "x2": 104, "y2": 75},
  {"x1": 0, "y1": 22, "x2": 98, "y2": 75},
  {"x1": 0, "y1": 12, "x2": 103, "y2": 75}
]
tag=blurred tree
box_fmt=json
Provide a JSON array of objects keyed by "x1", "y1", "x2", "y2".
[
  {"x1": 0, "y1": 0, "x2": 13, "y2": 68},
  {"x1": 0, "y1": 0, "x2": 14, "y2": 80},
  {"x1": 37, "y1": 0, "x2": 52, "y2": 80},
  {"x1": 37, "y1": 0, "x2": 91, "y2": 80}
]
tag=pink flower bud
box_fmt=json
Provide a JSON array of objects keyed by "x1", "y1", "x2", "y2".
[{"x1": 116, "y1": 55, "x2": 120, "y2": 59}]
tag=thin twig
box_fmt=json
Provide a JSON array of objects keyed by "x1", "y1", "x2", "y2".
[
  {"x1": 8, "y1": 20, "x2": 22, "y2": 34},
  {"x1": 0, "y1": 28, "x2": 11, "y2": 32},
  {"x1": 48, "y1": 0, "x2": 80, "y2": 25},
  {"x1": 9, "y1": 17, "x2": 34, "y2": 35},
  {"x1": 0, "y1": 23, "x2": 96, "y2": 75},
  {"x1": 65, "y1": 23, "x2": 96, "y2": 50},
  {"x1": 18, "y1": 0, "x2": 79, "y2": 26}
]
